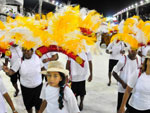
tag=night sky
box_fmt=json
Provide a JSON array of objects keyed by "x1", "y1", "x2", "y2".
[{"x1": 62, "y1": 0, "x2": 141, "y2": 16}]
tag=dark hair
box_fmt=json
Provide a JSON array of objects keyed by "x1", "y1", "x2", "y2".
[
  {"x1": 142, "y1": 58, "x2": 148, "y2": 73},
  {"x1": 58, "y1": 72, "x2": 66, "y2": 110}
]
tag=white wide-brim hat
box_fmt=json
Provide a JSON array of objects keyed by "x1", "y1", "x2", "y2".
[
  {"x1": 41, "y1": 61, "x2": 69, "y2": 76},
  {"x1": 146, "y1": 49, "x2": 150, "y2": 59}
]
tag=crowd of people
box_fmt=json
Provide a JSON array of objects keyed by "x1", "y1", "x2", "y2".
[
  {"x1": 0, "y1": 43, "x2": 94, "y2": 113},
  {"x1": 1, "y1": 4, "x2": 150, "y2": 113},
  {"x1": 1, "y1": 36, "x2": 150, "y2": 113}
]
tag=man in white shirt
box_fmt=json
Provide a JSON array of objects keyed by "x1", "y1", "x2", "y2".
[
  {"x1": 112, "y1": 48, "x2": 139, "y2": 112},
  {"x1": 66, "y1": 52, "x2": 93, "y2": 111},
  {"x1": 106, "y1": 40, "x2": 126, "y2": 86},
  {"x1": 5, "y1": 44, "x2": 23, "y2": 97}
]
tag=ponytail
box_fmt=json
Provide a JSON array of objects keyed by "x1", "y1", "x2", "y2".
[{"x1": 58, "y1": 72, "x2": 66, "y2": 110}]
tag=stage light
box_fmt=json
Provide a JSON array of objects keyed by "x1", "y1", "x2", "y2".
[
  {"x1": 55, "y1": 1, "x2": 59, "y2": 5},
  {"x1": 135, "y1": 3, "x2": 138, "y2": 6},
  {"x1": 140, "y1": 1, "x2": 144, "y2": 5},
  {"x1": 129, "y1": 6, "x2": 131, "y2": 9},
  {"x1": 131, "y1": 5, "x2": 134, "y2": 8},
  {"x1": 52, "y1": 0, "x2": 55, "y2": 4}
]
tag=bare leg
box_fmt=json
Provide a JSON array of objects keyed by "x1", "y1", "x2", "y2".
[
  {"x1": 36, "y1": 109, "x2": 39, "y2": 113},
  {"x1": 12, "y1": 83, "x2": 19, "y2": 97},
  {"x1": 107, "y1": 72, "x2": 111, "y2": 86},
  {"x1": 27, "y1": 108, "x2": 32, "y2": 113},
  {"x1": 79, "y1": 96, "x2": 85, "y2": 111}
]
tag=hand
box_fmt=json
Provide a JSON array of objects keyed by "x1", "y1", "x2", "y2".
[
  {"x1": 120, "y1": 50, "x2": 125, "y2": 54},
  {"x1": 2, "y1": 65, "x2": 9, "y2": 72},
  {"x1": 122, "y1": 82, "x2": 127, "y2": 89},
  {"x1": 117, "y1": 108, "x2": 125, "y2": 113},
  {"x1": 88, "y1": 75, "x2": 93, "y2": 82}
]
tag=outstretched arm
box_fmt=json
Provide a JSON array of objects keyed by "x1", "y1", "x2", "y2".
[
  {"x1": 42, "y1": 54, "x2": 59, "y2": 63},
  {"x1": 2, "y1": 66, "x2": 16, "y2": 76}
]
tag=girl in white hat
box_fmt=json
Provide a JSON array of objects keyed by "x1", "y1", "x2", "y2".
[
  {"x1": 39, "y1": 61, "x2": 80, "y2": 113},
  {"x1": 118, "y1": 50, "x2": 150, "y2": 113}
]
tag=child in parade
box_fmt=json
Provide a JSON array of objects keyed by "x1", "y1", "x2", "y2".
[{"x1": 39, "y1": 61, "x2": 80, "y2": 113}]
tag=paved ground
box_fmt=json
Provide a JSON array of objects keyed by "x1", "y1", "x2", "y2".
[{"x1": 0, "y1": 48, "x2": 118, "y2": 113}]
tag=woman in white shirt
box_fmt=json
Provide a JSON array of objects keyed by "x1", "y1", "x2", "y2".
[
  {"x1": 3, "y1": 48, "x2": 45, "y2": 113},
  {"x1": 39, "y1": 61, "x2": 80, "y2": 113},
  {"x1": 118, "y1": 50, "x2": 150, "y2": 113}
]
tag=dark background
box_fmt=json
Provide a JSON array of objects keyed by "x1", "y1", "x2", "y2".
[{"x1": 61, "y1": 0, "x2": 141, "y2": 16}]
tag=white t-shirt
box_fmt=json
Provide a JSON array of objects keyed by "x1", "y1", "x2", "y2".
[
  {"x1": 7, "y1": 46, "x2": 23, "y2": 67},
  {"x1": 107, "y1": 41, "x2": 125, "y2": 60},
  {"x1": 128, "y1": 72, "x2": 150, "y2": 110},
  {"x1": 13, "y1": 54, "x2": 44, "y2": 88},
  {"x1": 0, "y1": 78, "x2": 7, "y2": 113},
  {"x1": 41, "y1": 52, "x2": 56, "y2": 69},
  {"x1": 40, "y1": 83, "x2": 80, "y2": 113},
  {"x1": 68, "y1": 52, "x2": 92, "y2": 82},
  {"x1": 113, "y1": 55, "x2": 139, "y2": 93},
  {"x1": 143, "y1": 46, "x2": 150, "y2": 57}
]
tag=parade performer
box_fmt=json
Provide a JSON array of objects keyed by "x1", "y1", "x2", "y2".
[
  {"x1": 5, "y1": 44, "x2": 22, "y2": 97},
  {"x1": 106, "y1": 40, "x2": 126, "y2": 86},
  {"x1": 66, "y1": 51, "x2": 93, "y2": 111},
  {"x1": 110, "y1": 32, "x2": 140, "y2": 112},
  {"x1": 39, "y1": 61, "x2": 80, "y2": 113},
  {"x1": 0, "y1": 77, "x2": 18, "y2": 113},
  {"x1": 0, "y1": 54, "x2": 18, "y2": 113},
  {"x1": 3, "y1": 48, "x2": 45, "y2": 113},
  {"x1": 118, "y1": 50, "x2": 150, "y2": 113}
]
